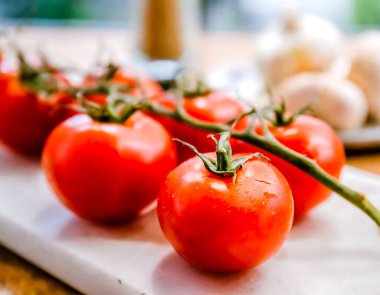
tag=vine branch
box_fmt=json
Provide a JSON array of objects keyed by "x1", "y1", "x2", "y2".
[{"x1": 144, "y1": 97, "x2": 380, "y2": 227}]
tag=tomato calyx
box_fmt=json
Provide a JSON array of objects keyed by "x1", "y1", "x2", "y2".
[
  {"x1": 18, "y1": 52, "x2": 66, "y2": 95},
  {"x1": 174, "y1": 132, "x2": 267, "y2": 180},
  {"x1": 174, "y1": 75, "x2": 211, "y2": 98},
  {"x1": 78, "y1": 93, "x2": 144, "y2": 123},
  {"x1": 269, "y1": 101, "x2": 310, "y2": 127},
  {"x1": 89, "y1": 64, "x2": 131, "y2": 93},
  {"x1": 80, "y1": 63, "x2": 135, "y2": 97},
  {"x1": 18, "y1": 55, "x2": 130, "y2": 99},
  {"x1": 99, "y1": 63, "x2": 119, "y2": 81}
]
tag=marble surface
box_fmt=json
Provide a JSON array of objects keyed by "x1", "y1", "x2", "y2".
[{"x1": 0, "y1": 147, "x2": 380, "y2": 295}]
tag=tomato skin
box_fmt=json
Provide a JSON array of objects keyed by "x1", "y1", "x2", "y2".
[
  {"x1": 113, "y1": 69, "x2": 163, "y2": 97},
  {"x1": 83, "y1": 69, "x2": 163, "y2": 105},
  {"x1": 151, "y1": 92, "x2": 247, "y2": 163},
  {"x1": 0, "y1": 71, "x2": 76, "y2": 157},
  {"x1": 234, "y1": 115, "x2": 346, "y2": 220},
  {"x1": 43, "y1": 112, "x2": 177, "y2": 223},
  {"x1": 158, "y1": 153, "x2": 293, "y2": 272}
]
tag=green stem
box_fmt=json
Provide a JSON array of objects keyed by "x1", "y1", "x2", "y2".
[
  {"x1": 215, "y1": 133, "x2": 232, "y2": 171},
  {"x1": 147, "y1": 101, "x2": 380, "y2": 227}
]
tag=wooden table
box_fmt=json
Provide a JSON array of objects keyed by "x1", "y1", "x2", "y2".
[{"x1": 1, "y1": 28, "x2": 380, "y2": 294}]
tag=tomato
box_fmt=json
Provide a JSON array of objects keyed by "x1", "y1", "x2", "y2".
[
  {"x1": 42, "y1": 112, "x2": 177, "y2": 223},
  {"x1": 158, "y1": 143, "x2": 293, "y2": 272},
  {"x1": 83, "y1": 68, "x2": 163, "y2": 105},
  {"x1": 113, "y1": 69, "x2": 163, "y2": 97},
  {"x1": 234, "y1": 115, "x2": 345, "y2": 220},
  {"x1": 151, "y1": 91, "x2": 247, "y2": 163},
  {"x1": 0, "y1": 70, "x2": 76, "y2": 157}
]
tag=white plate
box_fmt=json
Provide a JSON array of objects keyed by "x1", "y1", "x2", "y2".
[{"x1": 0, "y1": 148, "x2": 380, "y2": 294}]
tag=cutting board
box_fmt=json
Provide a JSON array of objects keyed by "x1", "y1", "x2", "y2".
[{"x1": 0, "y1": 147, "x2": 380, "y2": 295}]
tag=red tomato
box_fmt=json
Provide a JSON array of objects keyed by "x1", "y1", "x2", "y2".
[
  {"x1": 151, "y1": 92, "x2": 247, "y2": 163},
  {"x1": 83, "y1": 68, "x2": 163, "y2": 105},
  {"x1": 113, "y1": 69, "x2": 163, "y2": 97},
  {"x1": 43, "y1": 112, "x2": 177, "y2": 223},
  {"x1": 158, "y1": 153, "x2": 293, "y2": 272},
  {"x1": 0, "y1": 71, "x2": 76, "y2": 157},
  {"x1": 234, "y1": 115, "x2": 345, "y2": 220}
]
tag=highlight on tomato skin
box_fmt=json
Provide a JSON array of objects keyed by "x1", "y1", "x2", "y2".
[
  {"x1": 158, "y1": 152, "x2": 294, "y2": 273},
  {"x1": 234, "y1": 114, "x2": 346, "y2": 221},
  {"x1": 42, "y1": 112, "x2": 177, "y2": 224}
]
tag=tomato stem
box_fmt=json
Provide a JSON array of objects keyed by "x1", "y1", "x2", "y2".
[
  {"x1": 175, "y1": 75, "x2": 211, "y2": 98},
  {"x1": 214, "y1": 133, "x2": 232, "y2": 171},
  {"x1": 43, "y1": 70, "x2": 380, "y2": 228},
  {"x1": 17, "y1": 51, "x2": 62, "y2": 95},
  {"x1": 76, "y1": 92, "x2": 142, "y2": 123},
  {"x1": 146, "y1": 95, "x2": 380, "y2": 227},
  {"x1": 270, "y1": 101, "x2": 311, "y2": 127},
  {"x1": 174, "y1": 132, "x2": 264, "y2": 181}
]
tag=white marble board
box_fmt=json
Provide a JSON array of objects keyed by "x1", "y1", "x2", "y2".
[{"x1": 0, "y1": 148, "x2": 380, "y2": 295}]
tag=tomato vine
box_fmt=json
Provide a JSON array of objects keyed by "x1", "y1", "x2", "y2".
[{"x1": 142, "y1": 91, "x2": 380, "y2": 226}]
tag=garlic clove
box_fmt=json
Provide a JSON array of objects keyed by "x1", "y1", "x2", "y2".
[
  {"x1": 347, "y1": 31, "x2": 380, "y2": 123},
  {"x1": 275, "y1": 72, "x2": 368, "y2": 130}
]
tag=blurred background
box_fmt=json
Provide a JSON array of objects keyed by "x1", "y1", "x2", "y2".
[
  {"x1": 0, "y1": 0, "x2": 378, "y2": 31},
  {"x1": 0, "y1": 0, "x2": 379, "y2": 149}
]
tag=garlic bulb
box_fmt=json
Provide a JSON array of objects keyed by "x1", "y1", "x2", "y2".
[
  {"x1": 275, "y1": 72, "x2": 368, "y2": 130},
  {"x1": 347, "y1": 31, "x2": 380, "y2": 123},
  {"x1": 256, "y1": 13, "x2": 342, "y2": 85}
]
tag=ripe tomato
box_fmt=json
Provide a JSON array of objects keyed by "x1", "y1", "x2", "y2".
[
  {"x1": 0, "y1": 70, "x2": 76, "y2": 157},
  {"x1": 234, "y1": 115, "x2": 345, "y2": 220},
  {"x1": 113, "y1": 69, "x2": 163, "y2": 97},
  {"x1": 83, "y1": 68, "x2": 163, "y2": 105},
  {"x1": 43, "y1": 112, "x2": 177, "y2": 223},
  {"x1": 158, "y1": 152, "x2": 293, "y2": 272},
  {"x1": 151, "y1": 91, "x2": 247, "y2": 163}
]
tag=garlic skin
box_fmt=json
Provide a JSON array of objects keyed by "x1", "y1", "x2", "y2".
[
  {"x1": 275, "y1": 72, "x2": 368, "y2": 130},
  {"x1": 256, "y1": 13, "x2": 342, "y2": 85},
  {"x1": 347, "y1": 31, "x2": 380, "y2": 123}
]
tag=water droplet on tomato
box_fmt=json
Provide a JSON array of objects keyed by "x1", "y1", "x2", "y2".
[{"x1": 264, "y1": 192, "x2": 278, "y2": 199}]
